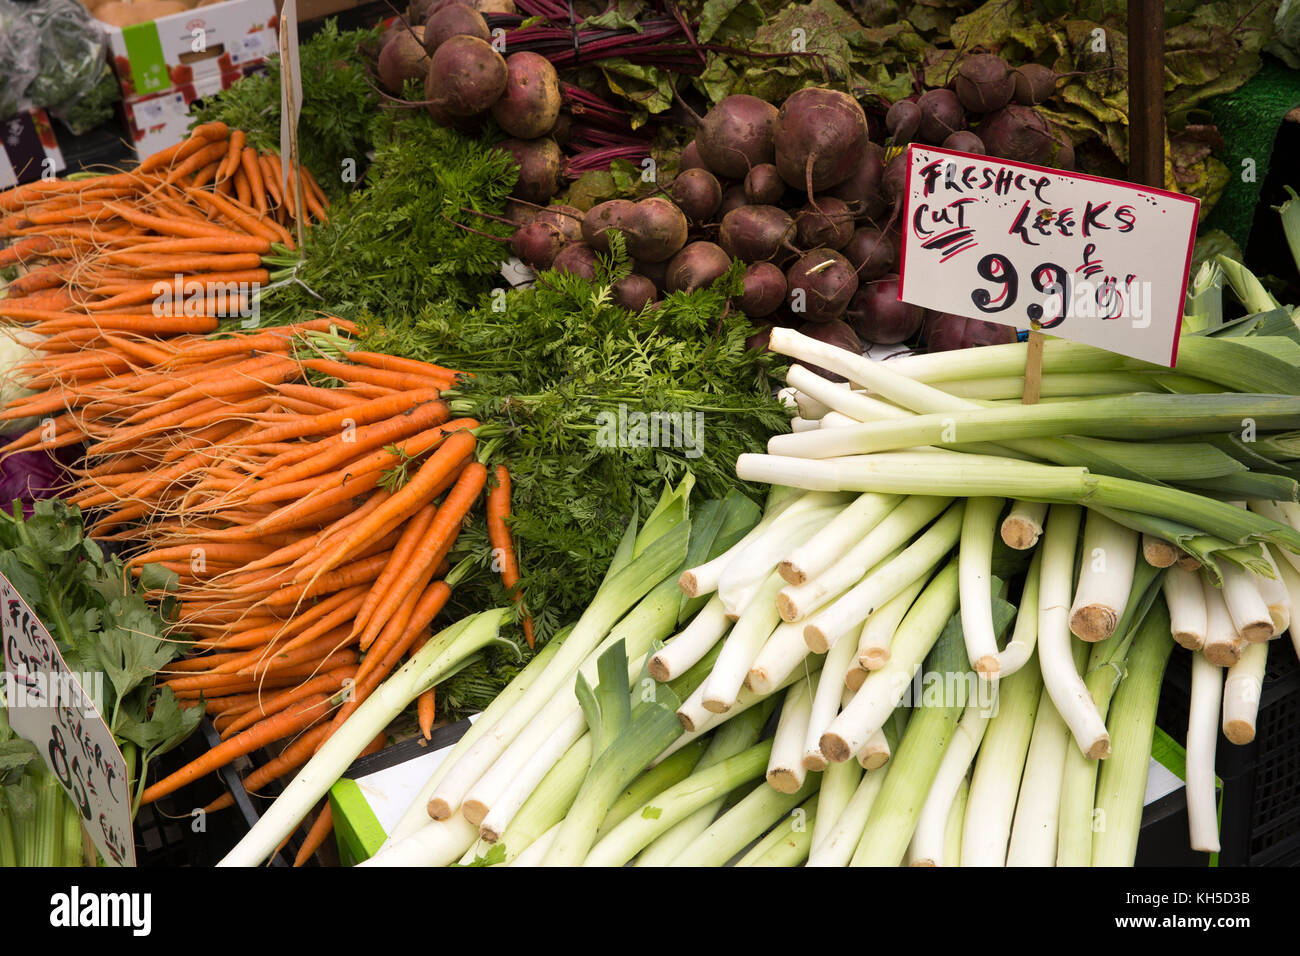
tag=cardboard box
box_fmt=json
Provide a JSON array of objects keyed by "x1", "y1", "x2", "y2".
[
  {"x1": 121, "y1": 61, "x2": 265, "y2": 160},
  {"x1": 295, "y1": 0, "x2": 364, "y2": 21},
  {"x1": 0, "y1": 110, "x2": 65, "y2": 189},
  {"x1": 98, "y1": 0, "x2": 279, "y2": 99}
]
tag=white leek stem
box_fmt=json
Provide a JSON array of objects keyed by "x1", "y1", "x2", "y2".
[
  {"x1": 959, "y1": 496, "x2": 1006, "y2": 676},
  {"x1": 857, "y1": 725, "x2": 891, "y2": 770},
  {"x1": 357, "y1": 814, "x2": 480, "y2": 867},
  {"x1": 801, "y1": 626, "x2": 861, "y2": 770},
  {"x1": 766, "y1": 676, "x2": 817, "y2": 793},
  {"x1": 810, "y1": 757, "x2": 863, "y2": 855},
  {"x1": 1222, "y1": 641, "x2": 1268, "y2": 745},
  {"x1": 1001, "y1": 499, "x2": 1047, "y2": 549},
  {"x1": 790, "y1": 416, "x2": 820, "y2": 432},
  {"x1": 790, "y1": 386, "x2": 831, "y2": 420},
  {"x1": 943, "y1": 775, "x2": 970, "y2": 868},
  {"x1": 779, "y1": 492, "x2": 901, "y2": 585},
  {"x1": 1274, "y1": 559, "x2": 1300, "y2": 660},
  {"x1": 996, "y1": 547, "x2": 1042, "y2": 677},
  {"x1": 1005, "y1": 685, "x2": 1072, "y2": 866},
  {"x1": 717, "y1": 498, "x2": 847, "y2": 616},
  {"x1": 785, "y1": 363, "x2": 910, "y2": 423},
  {"x1": 804, "y1": 502, "x2": 965, "y2": 653},
  {"x1": 819, "y1": 561, "x2": 959, "y2": 763},
  {"x1": 701, "y1": 570, "x2": 786, "y2": 713},
  {"x1": 1141, "y1": 533, "x2": 1179, "y2": 568},
  {"x1": 778, "y1": 495, "x2": 950, "y2": 622},
  {"x1": 1068, "y1": 509, "x2": 1138, "y2": 642},
  {"x1": 674, "y1": 653, "x2": 824, "y2": 739},
  {"x1": 910, "y1": 703, "x2": 991, "y2": 866},
  {"x1": 821, "y1": 411, "x2": 861, "y2": 429},
  {"x1": 856, "y1": 575, "x2": 927, "y2": 670},
  {"x1": 1187, "y1": 652, "x2": 1223, "y2": 853},
  {"x1": 648, "y1": 595, "x2": 731, "y2": 682},
  {"x1": 509, "y1": 822, "x2": 559, "y2": 866},
  {"x1": 1202, "y1": 578, "x2": 1243, "y2": 667},
  {"x1": 1257, "y1": 547, "x2": 1291, "y2": 636},
  {"x1": 1219, "y1": 562, "x2": 1274, "y2": 642},
  {"x1": 1038, "y1": 505, "x2": 1109, "y2": 759},
  {"x1": 1248, "y1": 499, "x2": 1300, "y2": 576},
  {"x1": 805, "y1": 765, "x2": 887, "y2": 867},
  {"x1": 1164, "y1": 564, "x2": 1207, "y2": 650},
  {"x1": 747, "y1": 621, "x2": 813, "y2": 696},
  {"x1": 476, "y1": 711, "x2": 586, "y2": 841},
  {"x1": 677, "y1": 487, "x2": 805, "y2": 597}
]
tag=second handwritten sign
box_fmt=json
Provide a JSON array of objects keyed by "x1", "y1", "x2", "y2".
[{"x1": 897, "y1": 145, "x2": 1199, "y2": 367}]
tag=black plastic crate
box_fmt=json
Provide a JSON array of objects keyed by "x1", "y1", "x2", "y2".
[
  {"x1": 137, "y1": 719, "x2": 310, "y2": 867},
  {"x1": 1155, "y1": 641, "x2": 1300, "y2": 866}
]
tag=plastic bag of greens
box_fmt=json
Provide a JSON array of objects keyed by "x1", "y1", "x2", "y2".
[
  {"x1": 0, "y1": 1, "x2": 41, "y2": 118},
  {"x1": 23, "y1": 0, "x2": 110, "y2": 115}
]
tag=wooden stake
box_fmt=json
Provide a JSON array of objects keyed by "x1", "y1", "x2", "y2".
[{"x1": 1127, "y1": 0, "x2": 1166, "y2": 189}]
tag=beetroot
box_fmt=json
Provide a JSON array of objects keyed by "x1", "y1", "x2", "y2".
[
  {"x1": 744, "y1": 163, "x2": 786, "y2": 205},
  {"x1": 536, "y1": 204, "x2": 583, "y2": 243},
  {"x1": 491, "y1": 52, "x2": 561, "y2": 139},
  {"x1": 917, "y1": 89, "x2": 966, "y2": 144},
  {"x1": 924, "y1": 312, "x2": 1017, "y2": 351},
  {"x1": 881, "y1": 152, "x2": 908, "y2": 206},
  {"x1": 1050, "y1": 134, "x2": 1075, "y2": 170},
  {"x1": 612, "y1": 275, "x2": 657, "y2": 312},
  {"x1": 510, "y1": 220, "x2": 564, "y2": 270},
  {"x1": 943, "y1": 130, "x2": 986, "y2": 154},
  {"x1": 774, "y1": 88, "x2": 870, "y2": 194},
  {"x1": 634, "y1": 257, "x2": 670, "y2": 293},
  {"x1": 842, "y1": 227, "x2": 897, "y2": 280},
  {"x1": 719, "y1": 184, "x2": 749, "y2": 216},
  {"x1": 885, "y1": 99, "x2": 921, "y2": 144},
  {"x1": 786, "y1": 248, "x2": 858, "y2": 322},
  {"x1": 582, "y1": 199, "x2": 638, "y2": 254},
  {"x1": 666, "y1": 242, "x2": 732, "y2": 293},
  {"x1": 679, "y1": 141, "x2": 705, "y2": 172},
  {"x1": 1012, "y1": 64, "x2": 1057, "y2": 106},
  {"x1": 551, "y1": 242, "x2": 598, "y2": 280},
  {"x1": 795, "y1": 198, "x2": 854, "y2": 251},
  {"x1": 426, "y1": 35, "x2": 507, "y2": 117},
  {"x1": 409, "y1": 0, "x2": 437, "y2": 24},
  {"x1": 745, "y1": 323, "x2": 776, "y2": 354},
  {"x1": 955, "y1": 54, "x2": 1015, "y2": 114},
  {"x1": 737, "y1": 261, "x2": 786, "y2": 318},
  {"x1": 978, "y1": 105, "x2": 1055, "y2": 165},
  {"x1": 796, "y1": 319, "x2": 861, "y2": 382},
  {"x1": 719, "y1": 205, "x2": 796, "y2": 263},
  {"x1": 498, "y1": 137, "x2": 562, "y2": 203},
  {"x1": 504, "y1": 199, "x2": 538, "y2": 225},
  {"x1": 826, "y1": 142, "x2": 886, "y2": 222},
  {"x1": 845, "y1": 275, "x2": 925, "y2": 344},
  {"x1": 627, "y1": 197, "x2": 689, "y2": 263},
  {"x1": 670, "y1": 168, "x2": 723, "y2": 224},
  {"x1": 423, "y1": 2, "x2": 488, "y2": 52},
  {"x1": 696, "y1": 95, "x2": 779, "y2": 179},
  {"x1": 378, "y1": 29, "x2": 429, "y2": 94}
]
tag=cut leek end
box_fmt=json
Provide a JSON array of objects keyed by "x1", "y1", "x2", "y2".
[
  {"x1": 461, "y1": 800, "x2": 489, "y2": 826},
  {"x1": 1172, "y1": 630, "x2": 1207, "y2": 651},
  {"x1": 1142, "y1": 537, "x2": 1180, "y2": 568},
  {"x1": 859, "y1": 649, "x2": 889, "y2": 670},
  {"x1": 974, "y1": 653, "x2": 1000, "y2": 677},
  {"x1": 802, "y1": 752, "x2": 828, "y2": 772},
  {"x1": 1177, "y1": 556, "x2": 1203, "y2": 572},
  {"x1": 777, "y1": 592, "x2": 801, "y2": 623},
  {"x1": 647, "y1": 656, "x2": 671, "y2": 683},
  {"x1": 845, "y1": 666, "x2": 869, "y2": 690},
  {"x1": 910, "y1": 857, "x2": 937, "y2": 867},
  {"x1": 428, "y1": 797, "x2": 455, "y2": 821},
  {"x1": 860, "y1": 751, "x2": 889, "y2": 771},
  {"x1": 1001, "y1": 519, "x2": 1042, "y2": 550},
  {"x1": 746, "y1": 668, "x2": 778, "y2": 696},
  {"x1": 1085, "y1": 736, "x2": 1111, "y2": 761},
  {"x1": 1240, "y1": 621, "x2": 1274, "y2": 643},
  {"x1": 820, "y1": 733, "x2": 852, "y2": 764},
  {"x1": 678, "y1": 571, "x2": 702, "y2": 598},
  {"x1": 766, "y1": 769, "x2": 803, "y2": 794},
  {"x1": 1224, "y1": 719, "x2": 1256, "y2": 745},
  {"x1": 1203, "y1": 639, "x2": 1243, "y2": 667},
  {"x1": 1069, "y1": 605, "x2": 1118, "y2": 643},
  {"x1": 701, "y1": 698, "x2": 731, "y2": 715},
  {"x1": 804, "y1": 627, "x2": 831, "y2": 655},
  {"x1": 778, "y1": 561, "x2": 804, "y2": 586}
]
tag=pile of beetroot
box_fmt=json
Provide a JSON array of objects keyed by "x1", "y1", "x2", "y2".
[{"x1": 381, "y1": 3, "x2": 1076, "y2": 359}]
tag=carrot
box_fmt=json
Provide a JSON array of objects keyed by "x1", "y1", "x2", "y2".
[
  {"x1": 260, "y1": 552, "x2": 394, "y2": 608},
  {"x1": 217, "y1": 666, "x2": 355, "y2": 738},
  {"x1": 293, "y1": 804, "x2": 333, "y2": 867},
  {"x1": 351, "y1": 504, "x2": 437, "y2": 640},
  {"x1": 239, "y1": 388, "x2": 445, "y2": 445},
  {"x1": 342, "y1": 350, "x2": 462, "y2": 380},
  {"x1": 204, "y1": 722, "x2": 335, "y2": 811},
  {"x1": 238, "y1": 626, "x2": 358, "y2": 677},
  {"x1": 190, "y1": 121, "x2": 230, "y2": 142},
  {"x1": 166, "y1": 141, "x2": 230, "y2": 185},
  {"x1": 301, "y1": 428, "x2": 479, "y2": 582},
  {"x1": 101, "y1": 202, "x2": 240, "y2": 240},
  {"x1": 302, "y1": 357, "x2": 452, "y2": 392},
  {"x1": 139, "y1": 693, "x2": 332, "y2": 804},
  {"x1": 187, "y1": 188, "x2": 284, "y2": 246},
  {"x1": 106, "y1": 235, "x2": 272, "y2": 257},
  {"x1": 356, "y1": 463, "x2": 485, "y2": 652},
  {"x1": 0, "y1": 235, "x2": 55, "y2": 267},
  {"x1": 219, "y1": 130, "x2": 246, "y2": 181},
  {"x1": 487, "y1": 464, "x2": 535, "y2": 648},
  {"x1": 233, "y1": 168, "x2": 252, "y2": 208},
  {"x1": 240, "y1": 147, "x2": 267, "y2": 215},
  {"x1": 259, "y1": 154, "x2": 283, "y2": 207},
  {"x1": 410, "y1": 633, "x2": 437, "y2": 740},
  {"x1": 238, "y1": 494, "x2": 390, "y2": 572}
]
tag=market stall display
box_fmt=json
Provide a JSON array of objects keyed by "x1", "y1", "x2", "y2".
[{"x1": 0, "y1": 1, "x2": 1299, "y2": 879}]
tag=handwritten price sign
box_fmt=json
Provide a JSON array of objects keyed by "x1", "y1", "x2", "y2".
[
  {"x1": 898, "y1": 145, "x2": 1199, "y2": 367},
  {"x1": 1, "y1": 573, "x2": 136, "y2": 867}
]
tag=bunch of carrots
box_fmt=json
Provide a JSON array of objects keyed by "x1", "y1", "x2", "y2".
[
  {"x1": 0, "y1": 120, "x2": 324, "y2": 332},
  {"x1": 0, "y1": 127, "x2": 534, "y2": 866}
]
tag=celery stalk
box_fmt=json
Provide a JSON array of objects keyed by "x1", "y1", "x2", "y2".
[
  {"x1": 34, "y1": 770, "x2": 62, "y2": 868},
  {"x1": 0, "y1": 791, "x2": 16, "y2": 867},
  {"x1": 63, "y1": 799, "x2": 83, "y2": 868}
]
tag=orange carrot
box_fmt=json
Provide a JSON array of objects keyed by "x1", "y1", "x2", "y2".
[
  {"x1": 217, "y1": 666, "x2": 355, "y2": 738},
  {"x1": 240, "y1": 147, "x2": 267, "y2": 215},
  {"x1": 487, "y1": 464, "x2": 535, "y2": 648}
]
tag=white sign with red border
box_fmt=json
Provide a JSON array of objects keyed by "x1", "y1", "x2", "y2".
[
  {"x1": 898, "y1": 145, "x2": 1200, "y2": 367},
  {"x1": 1, "y1": 573, "x2": 136, "y2": 867}
]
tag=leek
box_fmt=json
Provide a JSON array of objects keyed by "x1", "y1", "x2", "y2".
[
  {"x1": 1002, "y1": 499, "x2": 1047, "y2": 550},
  {"x1": 856, "y1": 573, "x2": 929, "y2": 670},
  {"x1": 779, "y1": 492, "x2": 902, "y2": 585},
  {"x1": 596, "y1": 740, "x2": 706, "y2": 840},
  {"x1": 219, "y1": 608, "x2": 513, "y2": 867},
  {"x1": 1216, "y1": 254, "x2": 1281, "y2": 313},
  {"x1": 1164, "y1": 564, "x2": 1208, "y2": 649},
  {"x1": 1184, "y1": 260, "x2": 1224, "y2": 333},
  {"x1": 1187, "y1": 650, "x2": 1224, "y2": 853},
  {"x1": 809, "y1": 756, "x2": 863, "y2": 852},
  {"x1": 735, "y1": 795, "x2": 819, "y2": 866},
  {"x1": 996, "y1": 548, "x2": 1042, "y2": 676},
  {"x1": 1091, "y1": 603, "x2": 1174, "y2": 866},
  {"x1": 1222, "y1": 641, "x2": 1268, "y2": 745},
  {"x1": 803, "y1": 620, "x2": 864, "y2": 769},
  {"x1": 941, "y1": 774, "x2": 970, "y2": 868},
  {"x1": 670, "y1": 772, "x2": 821, "y2": 866},
  {"x1": 910, "y1": 702, "x2": 990, "y2": 866},
  {"x1": 766, "y1": 673, "x2": 816, "y2": 793},
  {"x1": 960, "y1": 496, "x2": 1005, "y2": 675},
  {"x1": 701, "y1": 570, "x2": 786, "y2": 712},
  {"x1": 806, "y1": 763, "x2": 888, "y2": 867},
  {"x1": 1068, "y1": 510, "x2": 1139, "y2": 643},
  {"x1": 1202, "y1": 578, "x2": 1244, "y2": 667}
]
